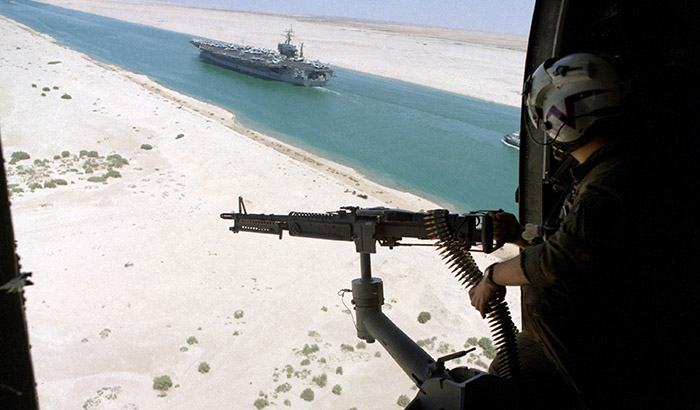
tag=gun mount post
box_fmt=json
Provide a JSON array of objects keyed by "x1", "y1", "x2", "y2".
[
  {"x1": 351, "y1": 252, "x2": 449, "y2": 386},
  {"x1": 351, "y1": 253, "x2": 382, "y2": 342}
]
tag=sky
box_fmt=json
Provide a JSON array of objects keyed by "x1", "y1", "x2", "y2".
[{"x1": 155, "y1": 0, "x2": 536, "y2": 36}]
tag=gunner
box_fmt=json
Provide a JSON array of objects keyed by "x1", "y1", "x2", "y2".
[{"x1": 469, "y1": 53, "x2": 695, "y2": 409}]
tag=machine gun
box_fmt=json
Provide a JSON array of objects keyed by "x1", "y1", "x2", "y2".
[
  {"x1": 221, "y1": 197, "x2": 495, "y2": 254},
  {"x1": 221, "y1": 197, "x2": 519, "y2": 409}
]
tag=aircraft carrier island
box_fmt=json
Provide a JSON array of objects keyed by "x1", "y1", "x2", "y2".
[{"x1": 190, "y1": 28, "x2": 335, "y2": 87}]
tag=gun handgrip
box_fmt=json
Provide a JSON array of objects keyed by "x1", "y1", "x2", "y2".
[{"x1": 481, "y1": 213, "x2": 494, "y2": 253}]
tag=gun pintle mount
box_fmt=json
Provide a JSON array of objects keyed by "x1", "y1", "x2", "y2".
[{"x1": 221, "y1": 197, "x2": 520, "y2": 409}]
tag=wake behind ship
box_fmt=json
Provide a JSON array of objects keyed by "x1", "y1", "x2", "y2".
[{"x1": 190, "y1": 28, "x2": 335, "y2": 87}]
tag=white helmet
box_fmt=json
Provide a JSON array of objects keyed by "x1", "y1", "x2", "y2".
[{"x1": 524, "y1": 53, "x2": 622, "y2": 148}]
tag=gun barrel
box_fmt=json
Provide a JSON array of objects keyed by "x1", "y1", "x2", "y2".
[{"x1": 219, "y1": 212, "x2": 356, "y2": 242}]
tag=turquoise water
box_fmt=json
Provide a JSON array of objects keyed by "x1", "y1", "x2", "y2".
[{"x1": 0, "y1": 0, "x2": 520, "y2": 213}]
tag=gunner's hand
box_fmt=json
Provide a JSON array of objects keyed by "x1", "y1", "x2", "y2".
[
  {"x1": 469, "y1": 278, "x2": 506, "y2": 319},
  {"x1": 491, "y1": 211, "x2": 528, "y2": 248}
]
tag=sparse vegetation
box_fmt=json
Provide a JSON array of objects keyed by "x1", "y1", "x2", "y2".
[
  {"x1": 106, "y1": 153, "x2": 128, "y2": 168},
  {"x1": 437, "y1": 341, "x2": 453, "y2": 354},
  {"x1": 275, "y1": 383, "x2": 292, "y2": 393},
  {"x1": 87, "y1": 176, "x2": 106, "y2": 183},
  {"x1": 300, "y1": 388, "x2": 315, "y2": 402},
  {"x1": 253, "y1": 398, "x2": 269, "y2": 409},
  {"x1": 104, "y1": 169, "x2": 121, "y2": 179},
  {"x1": 198, "y1": 362, "x2": 210, "y2": 373},
  {"x1": 478, "y1": 337, "x2": 496, "y2": 359},
  {"x1": 311, "y1": 373, "x2": 327, "y2": 388},
  {"x1": 417, "y1": 311, "x2": 432, "y2": 324},
  {"x1": 340, "y1": 344, "x2": 355, "y2": 352},
  {"x1": 397, "y1": 394, "x2": 411, "y2": 407},
  {"x1": 301, "y1": 343, "x2": 319, "y2": 356},
  {"x1": 152, "y1": 375, "x2": 172, "y2": 392},
  {"x1": 5, "y1": 148, "x2": 133, "y2": 197},
  {"x1": 10, "y1": 151, "x2": 30, "y2": 164},
  {"x1": 82, "y1": 386, "x2": 121, "y2": 409},
  {"x1": 417, "y1": 336, "x2": 437, "y2": 349},
  {"x1": 257, "y1": 330, "x2": 422, "y2": 407}
]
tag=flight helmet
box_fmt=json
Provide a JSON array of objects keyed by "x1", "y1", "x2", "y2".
[{"x1": 524, "y1": 53, "x2": 622, "y2": 152}]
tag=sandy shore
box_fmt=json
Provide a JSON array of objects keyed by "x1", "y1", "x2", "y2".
[
  {"x1": 1, "y1": 8, "x2": 521, "y2": 410},
  {"x1": 35, "y1": 0, "x2": 528, "y2": 107}
]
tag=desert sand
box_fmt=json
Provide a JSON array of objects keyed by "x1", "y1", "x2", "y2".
[{"x1": 1, "y1": 4, "x2": 523, "y2": 409}]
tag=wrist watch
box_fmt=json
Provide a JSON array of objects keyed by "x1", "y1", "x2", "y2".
[{"x1": 483, "y1": 264, "x2": 502, "y2": 287}]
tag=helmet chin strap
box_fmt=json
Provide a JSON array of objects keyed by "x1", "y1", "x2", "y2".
[
  {"x1": 525, "y1": 111, "x2": 605, "y2": 162},
  {"x1": 552, "y1": 131, "x2": 595, "y2": 160},
  {"x1": 523, "y1": 119, "x2": 577, "y2": 162}
]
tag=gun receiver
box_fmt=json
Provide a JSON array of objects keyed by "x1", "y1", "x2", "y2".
[{"x1": 220, "y1": 203, "x2": 496, "y2": 254}]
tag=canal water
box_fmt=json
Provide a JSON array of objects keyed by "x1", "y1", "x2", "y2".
[{"x1": 0, "y1": 0, "x2": 521, "y2": 213}]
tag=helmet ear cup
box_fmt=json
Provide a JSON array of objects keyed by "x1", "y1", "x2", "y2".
[{"x1": 524, "y1": 53, "x2": 622, "y2": 147}]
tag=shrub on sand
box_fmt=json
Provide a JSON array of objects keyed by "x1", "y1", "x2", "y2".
[
  {"x1": 397, "y1": 394, "x2": 411, "y2": 407},
  {"x1": 417, "y1": 311, "x2": 431, "y2": 324},
  {"x1": 152, "y1": 375, "x2": 172, "y2": 392},
  {"x1": 300, "y1": 388, "x2": 315, "y2": 402},
  {"x1": 10, "y1": 151, "x2": 30, "y2": 164}
]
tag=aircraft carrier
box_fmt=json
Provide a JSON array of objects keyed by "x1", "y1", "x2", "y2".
[{"x1": 190, "y1": 29, "x2": 335, "y2": 87}]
